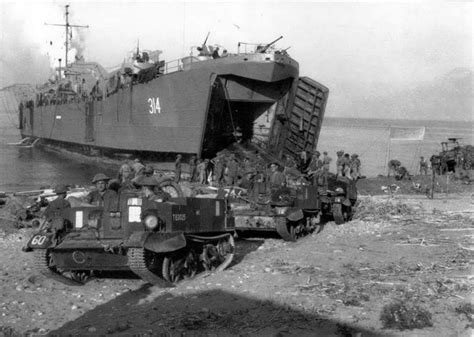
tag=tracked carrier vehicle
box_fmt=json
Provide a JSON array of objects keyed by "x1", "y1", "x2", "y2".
[
  {"x1": 25, "y1": 194, "x2": 235, "y2": 286},
  {"x1": 231, "y1": 175, "x2": 357, "y2": 241}
]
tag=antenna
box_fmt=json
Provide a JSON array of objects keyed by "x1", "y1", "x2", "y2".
[{"x1": 45, "y1": 4, "x2": 89, "y2": 69}]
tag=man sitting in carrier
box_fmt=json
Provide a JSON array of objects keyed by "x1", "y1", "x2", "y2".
[
  {"x1": 85, "y1": 173, "x2": 118, "y2": 212},
  {"x1": 39, "y1": 184, "x2": 71, "y2": 243}
]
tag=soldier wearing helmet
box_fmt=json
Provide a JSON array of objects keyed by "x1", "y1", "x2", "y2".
[
  {"x1": 336, "y1": 150, "x2": 345, "y2": 177},
  {"x1": 322, "y1": 151, "x2": 332, "y2": 171},
  {"x1": 134, "y1": 175, "x2": 170, "y2": 202},
  {"x1": 42, "y1": 184, "x2": 71, "y2": 222},
  {"x1": 307, "y1": 150, "x2": 323, "y2": 179},
  {"x1": 85, "y1": 173, "x2": 118, "y2": 212}
]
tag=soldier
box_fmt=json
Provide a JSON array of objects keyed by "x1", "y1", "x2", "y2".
[
  {"x1": 110, "y1": 163, "x2": 135, "y2": 193},
  {"x1": 419, "y1": 156, "x2": 428, "y2": 175},
  {"x1": 132, "y1": 158, "x2": 145, "y2": 178},
  {"x1": 283, "y1": 154, "x2": 300, "y2": 177},
  {"x1": 212, "y1": 154, "x2": 226, "y2": 186},
  {"x1": 255, "y1": 153, "x2": 266, "y2": 179},
  {"x1": 135, "y1": 176, "x2": 170, "y2": 202},
  {"x1": 269, "y1": 162, "x2": 286, "y2": 191},
  {"x1": 388, "y1": 159, "x2": 401, "y2": 177},
  {"x1": 322, "y1": 151, "x2": 332, "y2": 171},
  {"x1": 189, "y1": 155, "x2": 197, "y2": 182},
  {"x1": 336, "y1": 150, "x2": 344, "y2": 177},
  {"x1": 341, "y1": 153, "x2": 351, "y2": 177},
  {"x1": 395, "y1": 166, "x2": 410, "y2": 180},
  {"x1": 40, "y1": 184, "x2": 71, "y2": 242},
  {"x1": 350, "y1": 154, "x2": 361, "y2": 180},
  {"x1": 313, "y1": 165, "x2": 330, "y2": 194},
  {"x1": 238, "y1": 169, "x2": 256, "y2": 191},
  {"x1": 307, "y1": 150, "x2": 323, "y2": 179},
  {"x1": 225, "y1": 154, "x2": 239, "y2": 186},
  {"x1": 175, "y1": 154, "x2": 182, "y2": 183},
  {"x1": 85, "y1": 173, "x2": 118, "y2": 212},
  {"x1": 197, "y1": 159, "x2": 207, "y2": 184},
  {"x1": 43, "y1": 184, "x2": 71, "y2": 222}
]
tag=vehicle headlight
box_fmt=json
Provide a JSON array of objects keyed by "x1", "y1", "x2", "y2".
[
  {"x1": 335, "y1": 187, "x2": 344, "y2": 194},
  {"x1": 144, "y1": 215, "x2": 158, "y2": 230}
]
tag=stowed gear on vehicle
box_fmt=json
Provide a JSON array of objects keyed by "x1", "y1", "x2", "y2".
[
  {"x1": 25, "y1": 193, "x2": 235, "y2": 286},
  {"x1": 231, "y1": 175, "x2": 358, "y2": 241}
]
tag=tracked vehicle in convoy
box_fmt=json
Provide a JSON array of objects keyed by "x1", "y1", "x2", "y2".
[
  {"x1": 230, "y1": 175, "x2": 358, "y2": 241},
  {"x1": 25, "y1": 194, "x2": 235, "y2": 286}
]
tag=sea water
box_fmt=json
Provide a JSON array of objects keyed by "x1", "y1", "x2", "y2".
[
  {"x1": 0, "y1": 111, "x2": 115, "y2": 192},
  {"x1": 317, "y1": 117, "x2": 473, "y2": 177},
  {"x1": 0, "y1": 109, "x2": 472, "y2": 192}
]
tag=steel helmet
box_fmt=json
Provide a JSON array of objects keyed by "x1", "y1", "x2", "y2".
[
  {"x1": 92, "y1": 173, "x2": 110, "y2": 183},
  {"x1": 54, "y1": 184, "x2": 68, "y2": 194}
]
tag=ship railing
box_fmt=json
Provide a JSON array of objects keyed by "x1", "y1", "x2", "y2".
[
  {"x1": 162, "y1": 55, "x2": 214, "y2": 74},
  {"x1": 163, "y1": 59, "x2": 184, "y2": 74}
]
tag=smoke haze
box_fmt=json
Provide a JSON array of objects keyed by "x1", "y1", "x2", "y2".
[{"x1": 0, "y1": 1, "x2": 472, "y2": 120}]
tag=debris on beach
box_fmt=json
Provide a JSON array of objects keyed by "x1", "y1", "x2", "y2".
[{"x1": 380, "y1": 301, "x2": 433, "y2": 330}]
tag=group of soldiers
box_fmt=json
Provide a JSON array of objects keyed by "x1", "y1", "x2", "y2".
[
  {"x1": 42, "y1": 159, "x2": 172, "y2": 227},
  {"x1": 173, "y1": 149, "x2": 362, "y2": 192}
]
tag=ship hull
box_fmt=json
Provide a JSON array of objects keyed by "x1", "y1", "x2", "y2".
[{"x1": 20, "y1": 53, "x2": 328, "y2": 161}]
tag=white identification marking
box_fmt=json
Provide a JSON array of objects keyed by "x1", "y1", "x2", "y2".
[
  {"x1": 147, "y1": 97, "x2": 161, "y2": 114},
  {"x1": 31, "y1": 235, "x2": 47, "y2": 245}
]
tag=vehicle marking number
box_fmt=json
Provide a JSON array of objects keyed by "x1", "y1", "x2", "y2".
[
  {"x1": 148, "y1": 97, "x2": 161, "y2": 114},
  {"x1": 172, "y1": 213, "x2": 186, "y2": 221},
  {"x1": 31, "y1": 235, "x2": 47, "y2": 246}
]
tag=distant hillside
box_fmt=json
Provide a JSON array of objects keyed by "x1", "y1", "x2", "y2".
[
  {"x1": 0, "y1": 84, "x2": 35, "y2": 129},
  {"x1": 327, "y1": 68, "x2": 473, "y2": 121}
]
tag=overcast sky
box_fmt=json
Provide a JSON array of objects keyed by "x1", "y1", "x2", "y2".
[{"x1": 0, "y1": 0, "x2": 472, "y2": 119}]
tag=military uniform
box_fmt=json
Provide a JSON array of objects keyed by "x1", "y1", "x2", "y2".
[
  {"x1": 336, "y1": 151, "x2": 344, "y2": 176},
  {"x1": 225, "y1": 156, "x2": 239, "y2": 186},
  {"x1": 85, "y1": 189, "x2": 119, "y2": 212},
  {"x1": 350, "y1": 154, "x2": 361, "y2": 179},
  {"x1": 41, "y1": 185, "x2": 71, "y2": 237},
  {"x1": 269, "y1": 163, "x2": 286, "y2": 191},
  {"x1": 419, "y1": 157, "x2": 428, "y2": 175},
  {"x1": 189, "y1": 156, "x2": 197, "y2": 182},
  {"x1": 388, "y1": 159, "x2": 401, "y2": 177},
  {"x1": 43, "y1": 197, "x2": 70, "y2": 221},
  {"x1": 213, "y1": 155, "x2": 225, "y2": 186}
]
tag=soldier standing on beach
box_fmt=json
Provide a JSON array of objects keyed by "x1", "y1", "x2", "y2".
[
  {"x1": 350, "y1": 154, "x2": 361, "y2": 179},
  {"x1": 419, "y1": 156, "x2": 428, "y2": 175},
  {"x1": 213, "y1": 154, "x2": 225, "y2": 186},
  {"x1": 336, "y1": 151, "x2": 345, "y2": 177},
  {"x1": 322, "y1": 151, "x2": 332, "y2": 171},
  {"x1": 307, "y1": 151, "x2": 323, "y2": 181},
  {"x1": 189, "y1": 155, "x2": 197, "y2": 182},
  {"x1": 225, "y1": 154, "x2": 239, "y2": 186}
]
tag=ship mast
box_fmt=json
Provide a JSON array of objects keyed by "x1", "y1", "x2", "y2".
[{"x1": 45, "y1": 4, "x2": 89, "y2": 72}]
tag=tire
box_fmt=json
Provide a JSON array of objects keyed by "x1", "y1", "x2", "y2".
[{"x1": 159, "y1": 180, "x2": 184, "y2": 198}]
